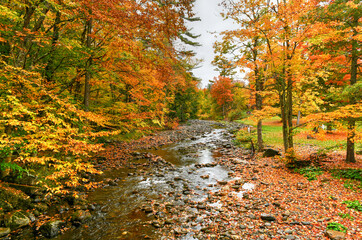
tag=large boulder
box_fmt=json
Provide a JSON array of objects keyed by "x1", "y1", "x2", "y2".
[
  {"x1": 39, "y1": 220, "x2": 65, "y2": 238},
  {"x1": 0, "y1": 185, "x2": 31, "y2": 211},
  {"x1": 4, "y1": 210, "x2": 31, "y2": 230},
  {"x1": 263, "y1": 148, "x2": 281, "y2": 158}
]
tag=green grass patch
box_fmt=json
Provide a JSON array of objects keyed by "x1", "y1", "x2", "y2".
[{"x1": 236, "y1": 117, "x2": 361, "y2": 152}]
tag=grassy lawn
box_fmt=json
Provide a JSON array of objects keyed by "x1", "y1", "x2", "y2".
[{"x1": 236, "y1": 117, "x2": 362, "y2": 152}]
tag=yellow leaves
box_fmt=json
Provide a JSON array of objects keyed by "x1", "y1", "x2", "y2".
[
  {"x1": 346, "y1": 1, "x2": 360, "y2": 9},
  {"x1": 0, "y1": 5, "x2": 20, "y2": 22},
  {"x1": 44, "y1": 158, "x2": 102, "y2": 192},
  {"x1": 305, "y1": 103, "x2": 362, "y2": 123},
  {"x1": 20, "y1": 157, "x2": 57, "y2": 165},
  {"x1": 248, "y1": 106, "x2": 280, "y2": 122}
]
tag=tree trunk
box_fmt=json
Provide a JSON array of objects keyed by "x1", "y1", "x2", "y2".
[
  {"x1": 84, "y1": 19, "x2": 93, "y2": 111},
  {"x1": 280, "y1": 89, "x2": 288, "y2": 152},
  {"x1": 253, "y1": 37, "x2": 264, "y2": 150},
  {"x1": 255, "y1": 74, "x2": 263, "y2": 150},
  {"x1": 345, "y1": 26, "x2": 358, "y2": 163},
  {"x1": 286, "y1": 75, "x2": 293, "y2": 149},
  {"x1": 44, "y1": 11, "x2": 61, "y2": 82},
  {"x1": 17, "y1": 1, "x2": 50, "y2": 69},
  {"x1": 84, "y1": 61, "x2": 91, "y2": 111},
  {"x1": 257, "y1": 120, "x2": 263, "y2": 150},
  {"x1": 45, "y1": 11, "x2": 61, "y2": 77},
  {"x1": 346, "y1": 120, "x2": 356, "y2": 163}
]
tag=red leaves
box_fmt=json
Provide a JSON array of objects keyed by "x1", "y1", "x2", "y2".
[{"x1": 210, "y1": 76, "x2": 234, "y2": 107}]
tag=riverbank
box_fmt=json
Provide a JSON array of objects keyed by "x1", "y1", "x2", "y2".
[{"x1": 1, "y1": 120, "x2": 361, "y2": 239}]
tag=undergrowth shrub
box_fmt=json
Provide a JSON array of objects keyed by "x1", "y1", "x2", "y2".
[
  {"x1": 295, "y1": 166, "x2": 324, "y2": 181},
  {"x1": 342, "y1": 200, "x2": 362, "y2": 212},
  {"x1": 235, "y1": 128, "x2": 257, "y2": 150},
  {"x1": 332, "y1": 169, "x2": 362, "y2": 182}
]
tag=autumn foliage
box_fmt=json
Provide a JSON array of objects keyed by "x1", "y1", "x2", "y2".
[
  {"x1": 215, "y1": 0, "x2": 361, "y2": 161},
  {"x1": 0, "y1": 0, "x2": 199, "y2": 193},
  {"x1": 210, "y1": 76, "x2": 234, "y2": 118}
]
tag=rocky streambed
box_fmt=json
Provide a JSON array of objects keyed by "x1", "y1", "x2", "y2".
[{"x1": 53, "y1": 120, "x2": 252, "y2": 240}]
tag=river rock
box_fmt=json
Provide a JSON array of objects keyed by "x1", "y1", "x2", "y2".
[
  {"x1": 72, "y1": 210, "x2": 92, "y2": 223},
  {"x1": 262, "y1": 149, "x2": 281, "y2": 157},
  {"x1": 217, "y1": 180, "x2": 228, "y2": 186},
  {"x1": 104, "y1": 178, "x2": 118, "y2": 186},
  {"x1": 142, "y1": 206, "x2": 153, "y2": 213},
  {"x1": 260, "y1": 214, "x2": 276, "y2": 221},
  {"x1": 0, "y1": 187, "x2": 31, "y2": 211},
  {"x1": 151, "y1": 220, "x2": 164, "y2": 228},
  {"x1": 0, "y1": 228, "x2": 10, "y2": 237},
  {"x1": 4, "y1": 211, "x2": 31, "y2": 229},
  {"x1": 26, "y1": 212, "x2": 36, "y2": 222},
  {"x1": 325, "y1": 230, "x2": 346, "y2": 240},
  {"x1": 197, "y1": 204, "x2": 207, "y2": 210},
  {"x1": 39, "y1": 220, "x2": 65, "y2": 238}
]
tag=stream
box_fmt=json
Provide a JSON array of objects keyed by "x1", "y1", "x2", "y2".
[{"x1": 56, "y1": 126, "x2": 253, "y2": 240}]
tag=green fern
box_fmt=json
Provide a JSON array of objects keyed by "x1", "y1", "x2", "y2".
[{"x1": 0, "y1": 161, "x2": 28, "y2": 178}]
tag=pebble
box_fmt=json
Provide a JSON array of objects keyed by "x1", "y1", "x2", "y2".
[{"x1": 240, "y1": 225, "x2": 247, "y2": 229}]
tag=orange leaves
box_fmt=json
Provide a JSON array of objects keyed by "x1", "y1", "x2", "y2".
[
  {"x1": 211, "y1": 76, "x2": 234, "y2": 107},
  {"x1": 248, "y1": 106, "x2": 280, "y2": 122},
  {"x1": 305, "y1": 103, "x2": 362, "y2": 124}
]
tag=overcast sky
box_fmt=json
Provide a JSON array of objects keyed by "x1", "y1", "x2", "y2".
[{"x1": 185, "y1": 0, "x2": 239, "y2": 88}]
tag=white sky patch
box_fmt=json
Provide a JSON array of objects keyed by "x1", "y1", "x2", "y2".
[{"x1": 185, "y1": 0, "x2": 242, "y2": 88}]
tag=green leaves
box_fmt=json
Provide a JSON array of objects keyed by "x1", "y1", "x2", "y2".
[
  {"x1": 295, "y1": 166, "x2": 324, "y2": 181},
  {"x1": 327, "y1": 222, "x2": 348, "y2": 233},
  {"x1": 341, "y1": 82, "x2": 362, "y2": 103}
]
